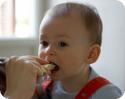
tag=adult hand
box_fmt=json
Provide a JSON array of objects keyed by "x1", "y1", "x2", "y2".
[{"x1": 4, "y1": 55, "x2": 48, "y2": 99}]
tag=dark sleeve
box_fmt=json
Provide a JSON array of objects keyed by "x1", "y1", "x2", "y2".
[{"x1": 0, "y1": 57, "x2": 6, "y2": 95}]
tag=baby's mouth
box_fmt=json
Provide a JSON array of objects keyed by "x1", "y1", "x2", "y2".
[
  {"x1": 40, "y1": 62, "x2": 59, "y2": 76},
  {"x1": 49, "y1": 62, "x2": 60, "y2": 73}
]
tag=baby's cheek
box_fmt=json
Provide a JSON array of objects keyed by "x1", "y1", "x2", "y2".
[{"x1": 64, "y1": 61, "x2": 80, "y2": 74}]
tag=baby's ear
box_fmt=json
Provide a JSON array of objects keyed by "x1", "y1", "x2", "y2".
[{"x1": 86, "y1": 44, "x2": 101, "y2": 64}]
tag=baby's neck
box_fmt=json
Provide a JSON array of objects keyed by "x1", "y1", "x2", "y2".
[{"x1": 61, "y1": 66, "x2": 90, "y2": 93}]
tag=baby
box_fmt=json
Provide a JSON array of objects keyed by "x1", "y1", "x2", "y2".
[{"x1": 2, "y1": 2, "x2": 122, "y2": 99}]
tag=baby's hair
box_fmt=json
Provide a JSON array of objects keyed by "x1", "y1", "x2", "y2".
[{"x1": 46, "y1": 2, "x2": 103, "y2": 45}]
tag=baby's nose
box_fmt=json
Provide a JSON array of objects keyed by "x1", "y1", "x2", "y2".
[
  {"x1": 46, "y1": 45, "x2": 56, "y2": 56},
  {"x1": 39, "y1": 45, "x2": 55, "y2": 58},
  {"x1": 43, "y1": 46, "x2": 56, "y2": 61}
]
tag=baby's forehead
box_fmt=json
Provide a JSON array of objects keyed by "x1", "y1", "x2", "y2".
[
  {"x1": 40, "y1": 14, "x2": 86, "y2": 35},
  {"x1": 40, "y1": 16, "x2": 88, "y2": 44},
  {"x1": 41, "y1": 8, "x2": 85, "y2": 31}
]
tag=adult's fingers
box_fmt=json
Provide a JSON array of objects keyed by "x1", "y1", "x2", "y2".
[{"x1": 17, "y1": 55, "x2": 49, "y2": 65}]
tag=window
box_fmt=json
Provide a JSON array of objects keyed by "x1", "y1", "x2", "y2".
[
  {"x1": 0, "y1": 0, "x2": 15, "y2": 37},
  {"x1": 0, "y1": 0, "x2": 34, "y2": 38}
]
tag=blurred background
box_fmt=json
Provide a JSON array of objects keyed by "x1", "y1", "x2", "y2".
[{"x1": 0, "y1": 0, "x2": 125, "y2": 93}]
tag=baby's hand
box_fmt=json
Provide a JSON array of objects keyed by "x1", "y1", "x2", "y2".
[{"x1": 4, "y1": 55, "x2": 48, "y2": 99}]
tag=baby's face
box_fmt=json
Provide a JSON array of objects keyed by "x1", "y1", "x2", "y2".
[{"x1": 38, "y1": 14, "x2": 91, "y2": 80}]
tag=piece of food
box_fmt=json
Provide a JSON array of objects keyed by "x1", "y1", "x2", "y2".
[
  {"x1": 44, "y1": 64, "x2": 56, "y2": 71},
  {"x1": 40, "y1": 64, "x2": 56, "y2": 76}
]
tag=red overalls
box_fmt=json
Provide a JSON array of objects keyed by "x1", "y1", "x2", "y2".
[{"x1": 35, "y1": 76, "x2": 110, "y2": 99}]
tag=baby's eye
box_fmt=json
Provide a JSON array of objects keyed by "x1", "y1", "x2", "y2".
[
  {"x1": 40, "y1": 41, "x2": 49, "y2": 48},
  {"x1": 58, "y1": 41, "x2": 68, "y2": 47}
]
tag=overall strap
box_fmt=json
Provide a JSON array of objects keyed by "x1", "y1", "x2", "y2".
[{"x1": 75, "y1": 76, "x2": 111, "y2": 99}]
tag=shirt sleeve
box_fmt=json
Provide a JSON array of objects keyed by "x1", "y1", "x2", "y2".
[{"x1": 90, "y1": 84, "x2": 122, "y2": 99}]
